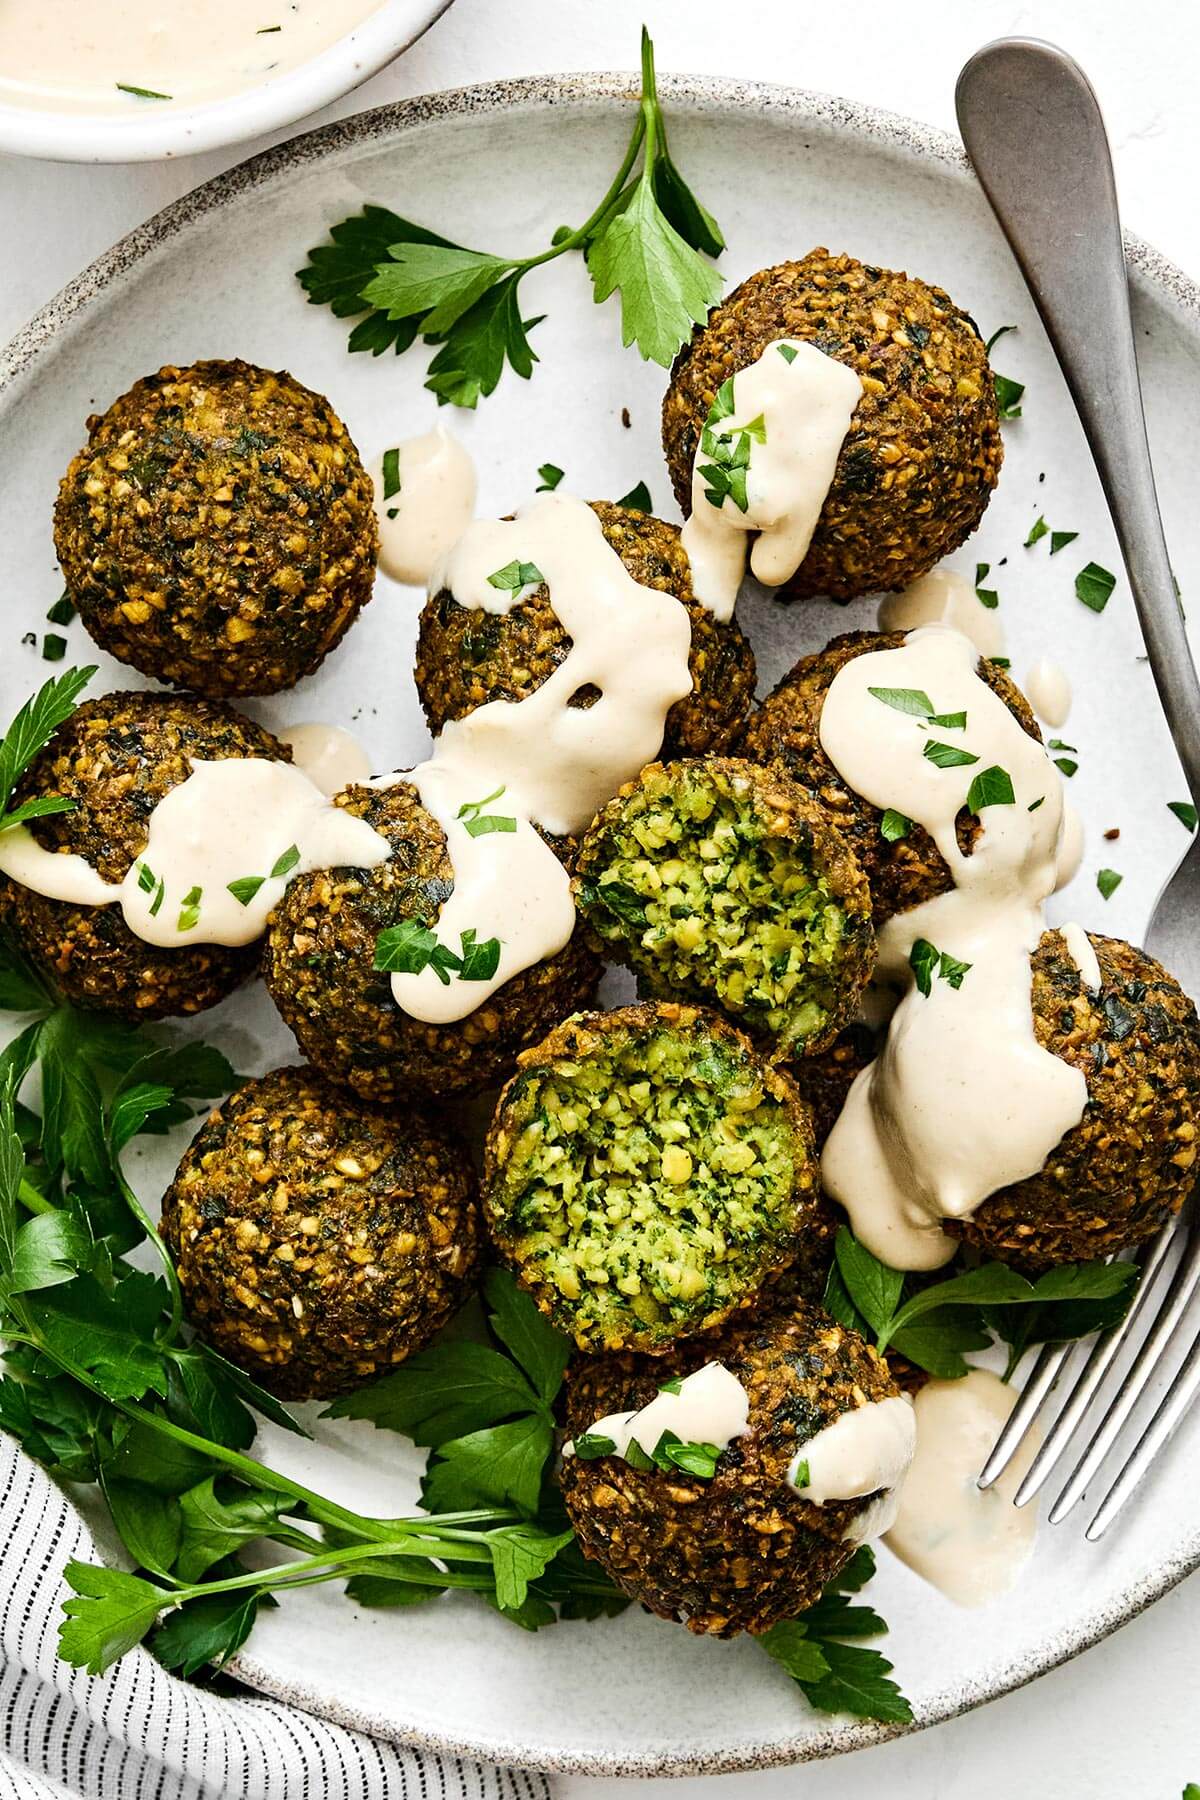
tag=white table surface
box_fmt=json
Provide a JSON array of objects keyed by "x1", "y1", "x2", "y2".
[{"x1": 2, "y1": 1, "x2": 1198, "y2": 1794}]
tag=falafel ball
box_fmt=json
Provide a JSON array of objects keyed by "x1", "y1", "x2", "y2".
[
  {"x1": 161, "y1": 1064, "x2": 480, "y2": 1399},
  {"x1": 262, "y1": 778, "x2": 601, "y2": 1104},
  {"x1": 54, "y1": 360, "x2": 377, "y2": 696},
  {"x1": 662, "y1": 251, "x2": 1002, "y2": 603},
  {"x1": 414, "y1": 501, "x2": 756, "y2": 757},
  {"x1": 789, "y1": 1020, "x2": 881, "y2": 1149},
  {"x1": 574, "y1": 758, "x2": 874, "y2": 1057},
  {"x1": 956, "y1": 931, "x2": 1200, "y2": 1268},
  {"x1": 560, "y1": 1300, "x2": 904, "y2": 1635},
  {"x1": 2, "y1": 690, "x2": 289, "y2": 1018},
  {"x1": 483, "y1": 1001, "x2": 819, "y2": 1353},
  {"x1": 740, "y1": 630, "x2": 1041, "y2": 923}
]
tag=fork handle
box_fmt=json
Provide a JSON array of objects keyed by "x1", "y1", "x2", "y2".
[{"x1": 956, "y1": 37, "x2": 1200, "y2": 804}]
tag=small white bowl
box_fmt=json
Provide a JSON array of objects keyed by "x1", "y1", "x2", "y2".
[{"x1": 0, "y1": 0, "x2": 453, "y2": 163}]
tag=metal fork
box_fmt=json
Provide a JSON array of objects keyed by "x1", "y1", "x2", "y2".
[{"x1": 955, "y1": 39, "x2": 1200, "y2": 1535}]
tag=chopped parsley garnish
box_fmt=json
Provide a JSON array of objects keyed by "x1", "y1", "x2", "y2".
[
  {"x1": 256, "y1": 23, "x2": 282, "y2": 30},
  {"x1": 792, "y1": 1458, "x2": 811, "y2": 1488},
  {"x1": 42, "y1": 635, "x2": 67, "y2": 662},
  {"x1": 115, "y1": 82, "x2": 172, "y2": 99},
  {"x1": 456, "y1": 785, "x2": 517, "y2": 837},
  {"x1": 1049, "y1": 740, "x2": 1078, "y2": 778},
  {"x1": 966, "y1": 764, "x2": 1015, "y2": 812},
  {"x1": 374, "y1": 919, "x2": 501, "y2": 985},
  {"x1": 227, "y1": 876, "x2": 265, "y2": 907},
  {"x1": 1168, "y1": 800, "x2": 1198, "y2": 832},
  {"x1": 270, "y1": 844, "x2": 300, "y2": 880},
  {"x1": 1028, "y1": 796, "x2": 1045, "y2": 812},
  {"x1": 536, "y1": 463, "x2": 564, "y2": 491},
  {"x1": 989, "y1": 655, "x2": 1012, "y2": 670},
  {"x1": 984, "y1": 325, "x2": 1024, "y2": 420},
  {"x1": 658, "y1": 1376, "x2": 683, "y2": 1395},
  {"x1": 136, "y1": 862, "x2": 156, "y2": 894},
  {"x1": 777, "y1": 343, "x2": 799, "y2": 363},
  {"x1": 148, "y1": 877, "x2": 165, "y2": 916},
  {"x1": 381, "y1": 446, "x2": 401, "y2": 500},
  {"x1": 880, "y1": 808, "x2": 912, "y2": 842},
  {"x1": 177, "y1": 886, "x2": 203, "y2": 933},
  {"x1": 1025, "y1": 517, "x2": 1078, "y2": 555},
  {"x1": 923, "y1": 740, "x2": 979, "y2": 769},
  {"x1": 1076, "y1": 562, "x2": 1116, "y2": 613},
  {"x1": 868, "y1": 686, "x2": 935, "y2": 718},
  {"x1": 615, "y1": 479, "x2": 653, "y2": 512},
  {"x1": 487, "y1": 560, "x2": 544, "y2": 592},
  {"x1": 1097, "y1": 867, "x2": 1123, "y2": 901},
  {"x1": 909, "y1": 938, "x2": 972, "y2": 996},
  {"x1": 928, "y1": 711, "x2": 967, "y2": 730},
  {"x1": 573, "y1": 1431, "x2": 618, "y2": 1460},
  {"x1": 46, "y1": 594, "x2": 75, "y2": 626},
  {"x1": 975, "y1": 561, "x2": 999, "y2": 609},
  {"x1": 697, "y1": 382, "x2": 766, "y2": 513},
  {"x1": 296, "y1": 29, "x2": 723, "y2": 406}
]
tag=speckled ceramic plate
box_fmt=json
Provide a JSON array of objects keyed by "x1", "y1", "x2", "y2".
[{"x1": 2, "y1": 72, "x2": 1200, "y2": 1779}]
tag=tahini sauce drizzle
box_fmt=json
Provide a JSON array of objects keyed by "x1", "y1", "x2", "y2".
[
  {"x1": 563, "y1": 1362, "x2": 750, "y2": 1463},
  {"x1": 819, "y1": 626, "x2": 1088, "y2": 1269},
  {"x1": 387, "y1": 493, "x2": 693, "y2": 1023},
  {"x1": 280, "y1": 723, "x2": 372, "y2": 797},
  {"x1": 878, "y1": 567, "x2": 1006, "y2": 662},
  {"x1": 0, "y1": 0, "x2": 387, "y2": 114},
  {"x1": 372, "y1": 428, "x2": 478, "y2": 587},
  {"x1": 788, "y1": 1394, "x2": 916, "y2": 1542},
  {"x1": 1025, "y1": 658, "x2": 1073, "y2": 730},
  {"x1": 885, "y1": 1370, "x2": 1039, "y2": 1606},
  {"x1": 0, "y1": 759, "x2": 388, "y2": 947},
  {"x1": 681, "y1": 341, "x2": 862, "y2": 622}
]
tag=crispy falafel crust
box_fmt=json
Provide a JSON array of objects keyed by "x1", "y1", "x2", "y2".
[
  {"x1": 54, "y1": 360, "x2": 377, "y2": 696},
  {"x1": 1, "y1": 690, "x2": 289, "y2": 1018},
  {"x1": 739, "y1": 630, "x2": 1041, "y2": 923},
  {"x1": 560, "y1": 1300, "x2": 901, "y2": 1635},
  {"x1": 958, "y1": 932, "x2": 1200, "y2": 1268},
  {"x1": 662, "y1": 251, "x2": 1002, "y2": 603},
  {"x1": 484, "y1": 1001, "x2": 820, "y2": 1353},
  {"x1": 262, "y1": 779, "x2": 601, "y2": 1104},
  {"x1": 414, "y1": 502, "x2": 757, "y2": 757},
  {"x1": 161, "y1": 1064, "x2": 481, "y2": 1399},
  {"x1": 574, "y1": 757, "x2": 875, "y2": 1056}
]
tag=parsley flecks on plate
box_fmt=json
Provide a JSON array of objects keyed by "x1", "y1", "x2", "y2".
[
  {"x1": 975, "y1": 561, "x2": 999, "y2": 609},
  {"x1": 1076, "y1": 561, "x2": 1117, "y2": 613},
  {"x1": 984, "y1": 325, "x2": 1024, "y2": 420},
  {"x1": 296, "y1": 29, "x2": 723, "y2": 406},
  {"x1": 1097, "y1": 867, "x2": 1123, "y2": 900}
]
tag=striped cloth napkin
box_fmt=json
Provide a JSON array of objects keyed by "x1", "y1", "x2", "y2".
[{"x1": 0, "y1": 1437, "x2": 550, "y2": 1800}]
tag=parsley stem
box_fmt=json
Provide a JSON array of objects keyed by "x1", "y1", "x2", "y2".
[
  {"x1": 165, "y1": 1538, "x2": 504, "y2": 1607},
  {"x1": 17, "y1": 1177, "x2": 53, "y2": 1216},
  {"x1": 517, "y1": 105, "x2": 647, "y2": 271}
]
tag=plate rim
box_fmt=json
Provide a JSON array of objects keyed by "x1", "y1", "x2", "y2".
[{"x1": 3, "y1": 67, "x2": 1200, "y2": 1779}]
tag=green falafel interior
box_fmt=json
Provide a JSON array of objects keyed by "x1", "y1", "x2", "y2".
[
  {"x1": 575, "y1": 759, "x2": 874, "y2": 1054},
  {"x1": 484, "y1": 1003, "x2": 817, "y2": 1351}
]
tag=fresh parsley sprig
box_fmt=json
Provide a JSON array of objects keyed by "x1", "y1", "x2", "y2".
[
  {"x1": 0, "y1": 664, "x2": 96, "y2": 836},
  {"x1": 374, "y1": 919, "x2": 502, "y2": 985},
  {"x1": 760, "y1": 1547, "x2": 911, "y2": 1724},
  {"x1": 825, "y1": 1227, "x2": 1139, "y2": 1381},
  {"x1": 296, "y1": 29, "x2": 723, "y2": 406}
]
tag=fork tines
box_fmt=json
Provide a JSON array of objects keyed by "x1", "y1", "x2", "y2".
[{"x1": 976, "y1": 1208, "x2": 1200, "y2": 1536}]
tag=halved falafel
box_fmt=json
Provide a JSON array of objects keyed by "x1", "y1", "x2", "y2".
[
  {"x1": 1, "y1": 690, "x2": 289, "y2": 1017},
  {"x1": 574, "y1": 758, "x2": 874, "y2": 1056},
  {"x1": 560, "y1": 1300, "x2": 903, "y2": 1634},
  {"x1": 161, "y1": 1064, "x2": 480, "y2": 1399},
  {"x1": 414, "y1": 501, "x2": 756, "y2": 757},
  {"x1": 662, "y1": 251, "x2": 1002, "y2": 603},
  {"x1": 956, "y1": 931, "x2": 1200, "y2": 1268},
  {"x1": 54, "y1": 360, "x2": 377, "y2": 696},
  {"x1": 262, "y1": 778, "x2": 601, "y2": 1103},
  {"x1": 739, "y1": 630, "x2": 1041, "y2": 923},
  {"x1": 483, "y1": 1001, "x2": 819, "y2": 1353}
]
